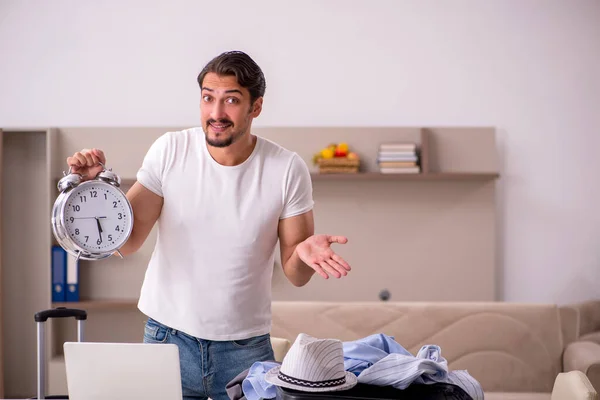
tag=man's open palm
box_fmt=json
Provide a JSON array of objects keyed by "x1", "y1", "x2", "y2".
[{"x1": 296, "y1": 234, "x2": 351, "y2": 279}]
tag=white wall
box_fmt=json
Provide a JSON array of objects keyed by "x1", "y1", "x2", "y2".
[{"x1": 1, "y1": 0, "x2": 599, "y2": 304}]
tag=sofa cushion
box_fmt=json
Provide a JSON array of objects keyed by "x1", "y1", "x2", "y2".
[
  {"x1": 551, "y1": 371, "x2": 598, "y2": 400},
  {"x1": 271, "y1": 302, "x2": 563, "y2": 394},
  {"x1": 485, "y1": 393, "x2": 550, "y2": 400}
]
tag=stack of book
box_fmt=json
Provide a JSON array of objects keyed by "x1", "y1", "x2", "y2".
[{"x1": 377, "y1": 142, "x2": 420, "y2": 174}]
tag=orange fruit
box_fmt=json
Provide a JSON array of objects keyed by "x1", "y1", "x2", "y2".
[{"x1": 337, "y1": 142, "x2": 349, "y2": 152}]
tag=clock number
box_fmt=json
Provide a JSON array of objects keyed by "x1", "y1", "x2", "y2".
[
  {"x1": 75, "y1": 228, "x2": 80, "y2": 235},
  {"x1": 115, "y1": 226, "x2": 120, "y2": 232},
  {"x1": 108, "y1": 234, "x2": 113, "y2": 241},
  {"x1": 118, "y1": 213, "x2": 123, "y2": 220},
  {"x1": 90, "y1": 190, "x2": 98, "y2": 198},
  {"x1": 69, "y1": 217, "x2": 74, "y2": 223},
  {"x1": 79, "y1": 196, "x2": 87, "y2": 203},
  {"x1": 104, "y1": 193, "x2": 107, "y2": 200},
  {"x1": 113, "y1": 201, "x2": 118, "y2": 208},
  {"x1": 97, "y1": 238, "x2": 102, "y2": 245},
  {"x1": 72, "y1": 205, "x2": 80, "y2": 212},
  {"x1": 84, "y1": 236, "x2": 89, "y2": 243}
]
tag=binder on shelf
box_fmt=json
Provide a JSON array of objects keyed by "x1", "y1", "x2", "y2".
[
  {"x1": 66, "y1": 253, "x2": 80, "y2": 302},
  {"x1": 51, "y1": 246, "x2": 66, "y2": 302}
]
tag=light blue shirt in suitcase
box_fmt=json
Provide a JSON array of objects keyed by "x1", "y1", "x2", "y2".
[
  {"x1": 343, "y1": 333, "x2": 484, "y2": 400},
  {"x1": 242, "y1": 361, "x2": 280, "y2": 400}
]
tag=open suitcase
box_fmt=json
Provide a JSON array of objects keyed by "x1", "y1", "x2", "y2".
[
  {"x1": 31, "y1": 307, "x2": 87, "y2": 399},
  {"x1": 276, "y1": 382, "x2": 473, "y2": 400}
]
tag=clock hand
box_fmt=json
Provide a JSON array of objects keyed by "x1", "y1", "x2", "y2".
[
  {"x1": 73, "y1": 216, "x2": 107, "y2": 219},
  {"x1": 95, "y1": 217, "x2": 103, "y2": 241}
]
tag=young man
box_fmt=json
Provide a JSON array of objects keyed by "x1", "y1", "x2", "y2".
[{"x1": 66, "y1": 51, "x2": 351, "y2": 400}]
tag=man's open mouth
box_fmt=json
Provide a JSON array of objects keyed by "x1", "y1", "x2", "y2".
[{"x1": 209, "y1": 121, "x2": 232, "y2": 131}]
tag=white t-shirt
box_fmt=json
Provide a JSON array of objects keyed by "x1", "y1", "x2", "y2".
[{"x1": 135, "y1": 127, "x2": 314, "y2": 340}]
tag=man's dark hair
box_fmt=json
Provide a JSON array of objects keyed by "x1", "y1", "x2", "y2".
[{"x1": 197, "y1": 51, "x2": 266, "y2": 104}]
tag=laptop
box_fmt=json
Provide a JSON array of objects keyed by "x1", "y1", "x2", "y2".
[{"x1": 63, "y1": 342, "x2": 182, "y2": 400}]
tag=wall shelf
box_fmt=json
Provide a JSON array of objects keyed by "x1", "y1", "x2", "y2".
[
  {"x1": 103, "y1": 172, "x2": 500, "y2": 187},
  {"x1": 311, "y1": 172, "x2": 499, "y2": 181}
]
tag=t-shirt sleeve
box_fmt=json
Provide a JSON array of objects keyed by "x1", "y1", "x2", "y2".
[
  {"x1": 136, "y1": 133, "x2": 171, "y2": 197},
  {"x1": 280, "y1": 153, "x2": 314, "y2": 219}
]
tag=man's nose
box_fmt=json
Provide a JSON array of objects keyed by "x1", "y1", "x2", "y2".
[{"x1": 210, "y1": 102, "x2": 227, "y2": 120}]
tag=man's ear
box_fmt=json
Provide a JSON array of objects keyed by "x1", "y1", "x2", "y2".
[{"x1": 250, "y1": 97, "x2": 263, "y2": 118}]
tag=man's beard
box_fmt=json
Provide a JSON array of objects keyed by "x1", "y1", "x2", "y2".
[{"x1": 203, "y1": 118, "x2": 246, "y2": 148}]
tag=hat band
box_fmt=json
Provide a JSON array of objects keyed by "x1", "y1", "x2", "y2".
[{"x1": 278, "y1": 371, "x2": 346, "y2": 388}]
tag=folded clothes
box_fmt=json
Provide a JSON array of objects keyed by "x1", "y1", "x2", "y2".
[{"x1": 343, "y1": 334, "x2": 484, "y2": 400}]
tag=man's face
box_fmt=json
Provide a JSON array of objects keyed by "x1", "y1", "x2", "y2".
[{"x1": 200, "y1": 72, "x2": 262, "y2": 148}]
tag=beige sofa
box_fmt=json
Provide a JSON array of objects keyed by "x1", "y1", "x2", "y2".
[
  {"x1": 268, "y1": 301, "x2": 598, "y2": 400},
  {"x1": 560, "y1": 300, "x2": 600, "y2": 392}
]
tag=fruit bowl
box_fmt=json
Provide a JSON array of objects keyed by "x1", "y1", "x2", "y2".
[{"x1": 312, "y1": 142, "x2": 360, "y2": 174}]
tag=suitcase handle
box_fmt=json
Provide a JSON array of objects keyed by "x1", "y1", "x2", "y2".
[
  {"x1": 35, "y1": 307, "x2": 86, "y2": 399},
  {"x1": 34, "y1": 307, "x2": 87, "y2": 322}
]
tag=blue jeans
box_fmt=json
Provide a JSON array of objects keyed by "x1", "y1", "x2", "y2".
[{"x1": 143, "y1": 317, "x2": 275, "y2": 400}]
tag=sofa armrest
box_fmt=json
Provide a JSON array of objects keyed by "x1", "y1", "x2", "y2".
[
  {"x1": 581, "y1": 331, "x2": 600, "y2": 346},
  {"x1": 551, "y1": 371, "x2": 598, "y2": 400},
  {"x1": 564, "y1": 340, "x2": 600, "y2": 392},
  {"x1": 270, "y1": 336, "x2": 291, "y2": 362}
]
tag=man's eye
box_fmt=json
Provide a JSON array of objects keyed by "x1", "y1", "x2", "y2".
[
  {"x1": 202, "y1": 95, "x2": 212, "y2": 102},
  {"x1": 226, "y1": 98, "x2": 239, "y2": 104}
]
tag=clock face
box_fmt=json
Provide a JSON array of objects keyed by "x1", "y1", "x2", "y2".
[{"x1": 62, "y1": 182, "x2": 133, "y2": 253}]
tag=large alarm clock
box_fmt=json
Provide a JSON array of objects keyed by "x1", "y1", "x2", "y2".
[{"x1": 51, "y1": 163, "x2": 134, "y2": 261}]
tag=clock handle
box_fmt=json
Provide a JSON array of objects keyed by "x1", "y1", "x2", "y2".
[
  {"x1": 57, "y1": 167, "x2": 84, "y2": 191},
  {"x1": 96, "y1": 162, "x2": 122, "y2": 186},
  {"x1": 64, "y1": 165, "x2": 83, "y2": 177}
]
